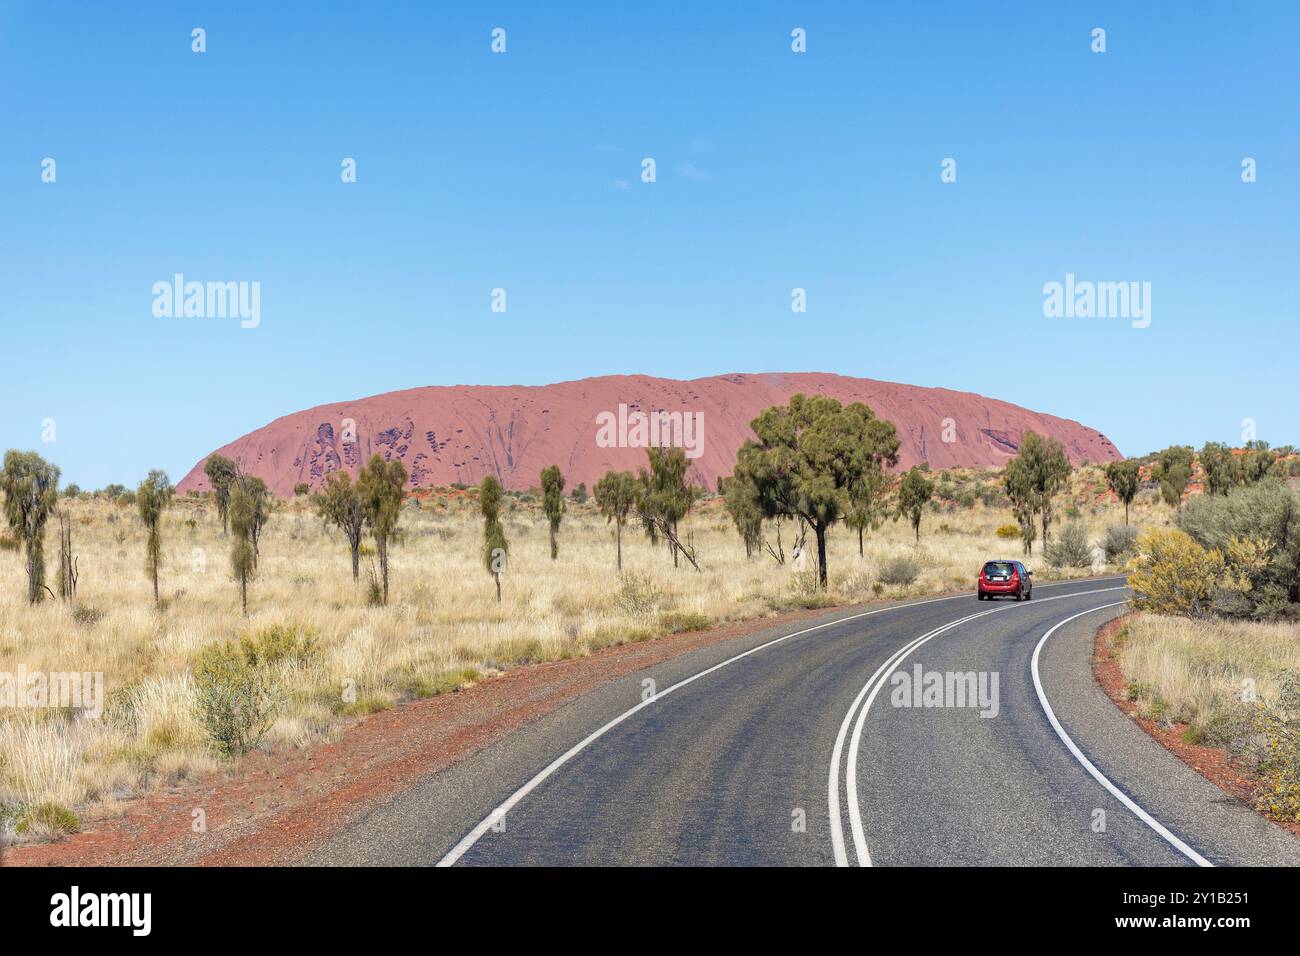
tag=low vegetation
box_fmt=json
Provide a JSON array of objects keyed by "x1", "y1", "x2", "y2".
[
  {"x1": 1116, "y1": 614, "x2": 1300, "y2": 822},
  {"x1": 5, "y1": 405, "x2": 1293, "y2": 841}
]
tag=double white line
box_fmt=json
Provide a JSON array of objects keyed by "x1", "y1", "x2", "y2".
[{"x1": 827, "y1": 586, "x2": 1127, "y2": 866}]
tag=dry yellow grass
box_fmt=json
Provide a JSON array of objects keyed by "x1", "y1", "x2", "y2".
[
  {"x1": 1119, "y1": 613, "x2": 1300, "y2": 732},
  {"x1": 0, "y1": 471, "x2": 1162, "y2": 833}
]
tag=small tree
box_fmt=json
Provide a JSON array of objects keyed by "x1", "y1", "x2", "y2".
[
  {"x1": 637, "y1": 447, "x2": 696, "y2": 568},
  {"x1": 720, "y1": 472, "x2": 764, "y2": 558},
  {"x1": 594, "y1": 469, "x2": 639, "y2": 571},
  {"x1": 313, "y1": 471, "x2": 366, "y2": 580},
  {"x1": 1153, "y1": 445, "x2": 1194, "y2": 510},
  {"x1": 293, "y1": 482, "x2": 310, "y2": 497},
  {"x1": 847, "y1": 465, "x2": 893, "y2": 556},
  {"x1": 1241, "y1": 440, "x2": 1278, "y2": 484},
  {"x1": 204, "y1": 454, "x2": 239, "y2": 534},
  {"x1": 1104, "y1": 458, "x2": 1141, "y2": 524},
  {"x1": 540, "y1": 465, "x2": 566, "y2": 560},
  {"x1": 229, "y1": 477, "x2": 258, "y2": 616},
  {"x1": 480, "y1": 474, "x2": 508, "y2": 601},
  {"x1": 738, "y1": 394, "x2": 900, "y2": 589},
  {"x1": 137, "y1": 469, "x2": 175, "y2": 608},
  {"x1": 896, "y1": 464, "x2": 935, "y2": 543},
  {"x1": 239, "y1": 475, "x2": 272, "y2": 568},
  {"x1": 357, "y1": 455, "x2": 406, "y2": 604},
  {"x1": 1004, "y1": 431, "x2": 1072, "y2": 547},
  {"x1": 572, "y1": 482, "x2": 589, "y2": 504},
  {"x1": 1, "y1": 450, "x2": 60, "y2": 603}
]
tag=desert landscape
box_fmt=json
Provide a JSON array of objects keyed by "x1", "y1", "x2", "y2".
[{"x1": 6, "y1": 396, "x2": 1298, "y2": 848}]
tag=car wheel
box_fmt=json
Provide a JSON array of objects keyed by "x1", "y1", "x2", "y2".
[
  {"x1": 977, "y1": 591, "x2": 985, "y2": 601},
  {"x1": 1026, "y1": 587, "x2": 1032, "y2": 600},
  {"x1": 1016, "y1": 587, "x2": 1024, "y2": 602}
]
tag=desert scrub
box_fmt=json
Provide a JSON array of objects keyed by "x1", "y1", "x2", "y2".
[
  {"x1": 193, "y1": 640, "x2": 284, "y2": 757},
  {"x1": 13, "y1": 801, "x2": 81, "y2": 838},
  {"x1": 616, "y1": 573, "x2": 661, "y2": 621},
  {"x1": 1241, "y1": 671, "x2": 1300, "y2": 821},
  {"x1": 0, "y1": 473, "x2": 1166, "y2": 821},
  {"x1": 239, "y1": 623, "x2": 318, "y2": 666},
  {"x1": 660, "y1": 610, "x2": 712, "y2": 633},
  {"x1": 1118, "y1": 612, "x2": 1300, "y2": 807},
  {"x1": 1102, "y1": 524, "x2": 1138, "y2": 563},
  {"x1": 878, "y1": 555, "x2": 921, "y2": 587},
  {"x1": 1127, "y1": 529, "x2": 1224, "y2": 617},
  {"x1": 1045, "y1": 522, "x2": 1092, "y2": 569}
]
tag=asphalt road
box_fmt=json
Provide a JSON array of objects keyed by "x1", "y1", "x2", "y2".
[{"x1": 309, "y1": 576, "x2": 1300, "y2": 866}]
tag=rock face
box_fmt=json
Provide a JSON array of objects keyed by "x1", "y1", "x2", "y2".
[{"x1": 176, "y1": 372, "x2": 1121, "y2": 497}]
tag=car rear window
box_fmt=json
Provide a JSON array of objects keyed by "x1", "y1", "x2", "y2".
[{"x1": 983, "y1": 562, "x2": 1015, "y2": 575}]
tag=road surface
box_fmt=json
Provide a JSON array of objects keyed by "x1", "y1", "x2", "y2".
[{"x1": 309, "y1": 576, "x2": 1300, "y2": 866}]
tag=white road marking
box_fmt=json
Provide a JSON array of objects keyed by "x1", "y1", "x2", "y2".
[
  {"x1": 1031, "y1": 603, "x2": 1214, "y2": 867},
  {"x1": 828, "y1": 607, "x2": 999, "y2": 865},
  {"x1": 440, "y1": 577, "x2": 1123, "y2": 866},
  {"x1": 437, "y1": 587, "x2": 1007, "y2": 866},
  {"x1": 830, "y1": 585, "x2": 1128, "y2": 866}
]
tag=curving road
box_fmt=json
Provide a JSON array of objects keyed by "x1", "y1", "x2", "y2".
[{"x1": 309, "y1": 577, "x2": 1300, "y2": 867}]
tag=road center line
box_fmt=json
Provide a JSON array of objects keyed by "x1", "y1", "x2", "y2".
[
  {"x1": 831, "y1": 585, "x2": 1127, "y2": 866},
  {"x1": 439, "y1": 578, "x2": 1124, "y2": 866}
]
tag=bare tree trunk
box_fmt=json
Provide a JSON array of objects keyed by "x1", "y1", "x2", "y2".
[
  {"x1": 615, "y1": 520, "x2": 623, "y2": 571},
  {"x1": 58, "y1": 514, "x2": 77, "y2": 600},
  {"x1": 240, "y1": 572, "x2": 248, "y2": 616},
  {"x1": 379, "y1": 538, "x2": 389, "y2": 604},
  {"x1": 815, "y1": 524, "x2": 828, "y2": 589},
  {"x1": 350, "y1": 541, "x2": 360, "y2": 580}
]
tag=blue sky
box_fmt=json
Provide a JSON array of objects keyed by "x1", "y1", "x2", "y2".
[{"x1": 2, "y1": 2, "x2": 1296, "y2": 489}]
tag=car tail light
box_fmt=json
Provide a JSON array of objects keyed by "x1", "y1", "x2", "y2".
[{"x1": 1010, "y1": 569, "x2": 1019, "y2": 583}]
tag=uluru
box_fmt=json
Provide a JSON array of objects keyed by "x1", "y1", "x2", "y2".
[{"x1": 175, "y1": 373, "x2": 1122, "y2": 497}]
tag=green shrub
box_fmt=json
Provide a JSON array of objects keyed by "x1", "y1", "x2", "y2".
[
  {"x1": 1227, "y1": 670, "x2": 1300, "y2": 822},
  {"x1": 193, "y1": 640, "x2": 283, "y2": 757},
  {"x1": 1127, "y1": 528, "x2": 1223, "y2": 617},
  {"x1": 660, "y1": 610, "x2": 711, "y2": 633},
  {"x1": 1178, "y1": 482, "x2": 1300, "y2": 619},
  {"x1": 14, "y1": 802, "x2": 81, "y2": 837},
  {"x1": 1102, "y1": 524, "x2": 1139, "y2": 563},
  {"x1": 71, "y1": 604, "x2": 104, "y2": 627},
  {"x1": 1045, "y1": 522, "x2": 1092, "y2": 568},
  {"x1": 878, "y1": 556, "x2": 921, "y2": 587},
  {"x1": 403, "y1": 667, "x2": 480, "y2": 699},
  {"x1": 995, "y1": 524, "x2": 1020, "y2": 540},
  {"x1": 240, "y1": 624, "x2": 318, "y2": 666},
  {"x1": 617, "y1": 574, "x2": 661, "y2": 620}
]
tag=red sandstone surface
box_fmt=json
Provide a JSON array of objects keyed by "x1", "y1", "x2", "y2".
[{"x1": 176, "y1": 372, "x2": 1121, "y2": 497}]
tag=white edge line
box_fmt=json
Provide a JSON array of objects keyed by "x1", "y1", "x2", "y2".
[
  {"x1": 836, "y1": 585, "x2": 1129, "y2": 867},
  {"x1": 437, "y1": 577, "x2": 1125, "y2": 867},
  {"x1": 1030, "y1": 603, "x2": 1214, "y2": 868}
]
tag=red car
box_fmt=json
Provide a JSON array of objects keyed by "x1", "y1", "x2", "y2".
[{"x1": 977, "y1": 560, "x2": 1032, "y2": 601}]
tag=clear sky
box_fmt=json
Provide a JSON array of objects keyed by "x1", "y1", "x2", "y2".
[{"x1": 2, "y1": 2, "x2": 1296, "y2": 489}]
